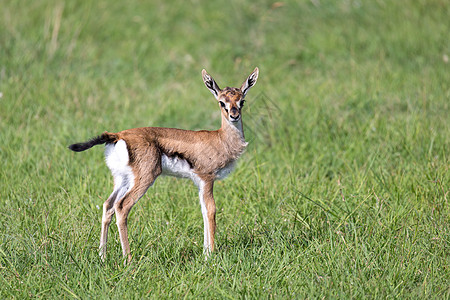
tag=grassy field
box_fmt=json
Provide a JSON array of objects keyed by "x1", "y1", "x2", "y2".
[{"x1": 1, "y1": 0, "x2": 449, "y2": 298}]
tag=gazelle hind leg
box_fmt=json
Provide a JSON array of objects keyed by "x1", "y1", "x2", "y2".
[
  {"x1": 99, "y1": 180, "x2": 129, "y2": 260},
  {"x1": 114, "y1": 176, "x2": 160, "y2": 262},
  {"x1": 114, "y1": 145, "x2": 162, "y2": 263},
  {"x1": 99, "y1": 191, "x2": 116, "y2": 260},
  {"x1": 101, "y1": 139, "x2": 135, "y2": 261}
]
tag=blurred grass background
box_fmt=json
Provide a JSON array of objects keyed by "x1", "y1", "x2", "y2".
[{"x1": 0, "y1": 0, "x2": 449, "y2": 298}]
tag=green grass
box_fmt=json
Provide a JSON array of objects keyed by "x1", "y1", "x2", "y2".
[{"x1": 1, "y1": 0, "x2": 449, "y2": 298}]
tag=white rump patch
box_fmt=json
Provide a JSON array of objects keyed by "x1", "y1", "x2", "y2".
[{"x1": 105, "y1": 140, "x2": 134, "y2": 194}]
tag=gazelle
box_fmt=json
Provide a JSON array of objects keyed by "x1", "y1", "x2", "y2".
[{"x1": 69, "y1": 68, "x2": 259, "y2": 262}]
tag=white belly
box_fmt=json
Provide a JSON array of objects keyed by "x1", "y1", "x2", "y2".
[
  {"x1": 161, "y1": 154, "x2": 199, "y2": 182},
  {"x1": 215, "y1": 161, "x2": 236, "y2": 180},
  {"x1": 161, "y1": 154, "x2": 236, "y2": 183}
]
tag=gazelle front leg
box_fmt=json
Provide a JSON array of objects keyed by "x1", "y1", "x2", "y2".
[{"x1": 198, "y1": 180, "x2": 216, "y2": 255}]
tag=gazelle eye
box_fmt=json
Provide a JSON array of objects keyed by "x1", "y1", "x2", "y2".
[
  {"x1": 240, "y1": 100, "x2": 245, "y2": 107},
  {"x1": 219, "y1": 101, "x2": 229, "y2": 113}
]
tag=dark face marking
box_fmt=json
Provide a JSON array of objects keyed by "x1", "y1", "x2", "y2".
[
  {"x1": 221, "y1": 87, "x2": 243, "y2": 102},
  {"x1": 230, "y1": 107, "x2": 239, "y2": 115}
]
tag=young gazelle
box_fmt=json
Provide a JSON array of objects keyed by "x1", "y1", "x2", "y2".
[{"x1": 69, "y1": 68, "x2": 259, "y2": 262}]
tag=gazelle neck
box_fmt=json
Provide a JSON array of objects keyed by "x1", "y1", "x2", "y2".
[{"x1": 221, "y1": 114, "x2": 245, "y2": 140}]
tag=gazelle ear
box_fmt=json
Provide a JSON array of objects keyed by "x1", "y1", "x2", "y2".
[
  {"x1": 240, "y1": 67, "x2": 259, "y2": 96},
  {"x1": 202, "y1": 69, "x2": 222, "y2": 99}
]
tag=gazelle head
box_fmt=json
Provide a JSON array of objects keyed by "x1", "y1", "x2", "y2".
[{"x1": 202, "y1": 67, "x2": 259, "y2": 123}]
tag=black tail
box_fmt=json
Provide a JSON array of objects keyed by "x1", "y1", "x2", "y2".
[{"x1": 68, "y1": 132, "x2": 118, "y2": 152}]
